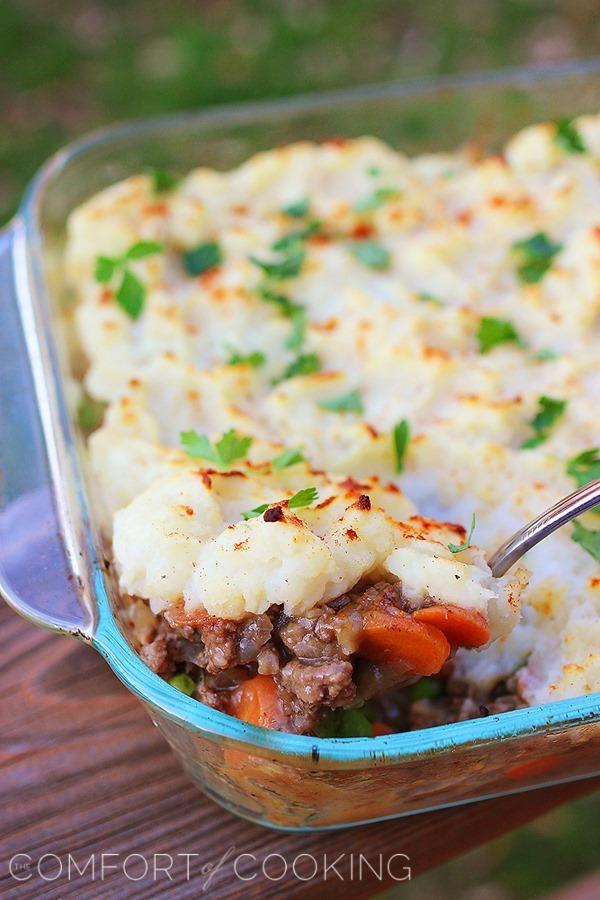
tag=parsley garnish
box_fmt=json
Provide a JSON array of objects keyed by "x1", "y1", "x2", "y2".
[
  {"x1": 146, "y1": 167, "x2": 180, "y2": 193},
  {"x1": 115, "y1": 270, "x2": 145, "y2": 318},
  {"x1": 393, "y1": 419, "x2": 410, "y2": 473},
  {"x1": 242, "y1": 503, "x2": 270, "y2": 521},
  {"x1": 349, "y1": 240, "x2": 390, "y2": 270},
  {"x1": 477, "y1": 317, "x2": 525, "y2": 353},
  {"x1": 521, "y1": 396, "x2": 566, "y2": 449},
  {"x1": 513, "y1": 232, "x2": 562, "y2": 284},
  {"x1": 286, "y1": 308, "x2": 307, "y2": 351},
  {"x1": 354, "y1": 187, "x2": 400, "y2": 213},
  {"x1": 367, "y1": 165, "x2": 382, "y2": 177},
  {"x1": 272, "y1": 447, "x2": 305, "y2": 469},
  {"x1": 259, "y1": 287, "x2": 297, "y2": 315},
  {"x1": 180, "y1": 428, "x2": 252, "y2": 467},
  {"x1": 281, "y1": 197, "x2": 310, "y2": 218},
  {"x1": 241, "y1": 486, "x2": 318, "y2": 521},
  {"x1": 567, "y1": 449, "x2": 600, "y2": 493},
  {"x1": 123, "y1": 240, "x2": 164, "y2": 260},
  {"x1": 555, "y1": 118, "x2": 586, "y2": 154},
  {"x1": 288, "y1": 487, "x2": 319, "y2": 508},
  {"x1": 571, "y1": 520, "x2": 600, "y2": 563},
  {"x1": 250, "y1": 245, "x2": 305, "y2": 280},
  {"x1": 272, "y1": 221, "x2": 321, "y2": 252},
  {"x1": 77, "y1": 395, "x2": 107, "y2": 432},
  {"x1": 418, "y1": 292, "x2": 445, "y2": 307},
  {"x1": 448, "y1": 512, "x2": 476, "y2": 554},
  {"x1": 94, "y1": 256, "x2": 118, "y2": 283},
  {"x1": 225, "y1": 347, "x2": 265, "y2": 368},
  {"x1": 259, "y1": 288, "x2": 306, "y2": 351},
  {"x1": 183, "y1": 242, "x2": 222, "y2": 276},
  {"x1": 281, "y1": 353, "x2": 321, "y2": 381},
  {"x1": 94, "y1": 240, "x2": 163, "y2": 319},
  {"x1": 315, "y1": 706, "x2": 373, "y2": 738},
  {"x1": 318, "y1": 389, "x2": 364, "y2": 414}
]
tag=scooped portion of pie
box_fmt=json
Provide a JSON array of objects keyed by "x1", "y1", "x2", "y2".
[{"x1": 112, "y1": 451, "x2": 526, "y2": 732}]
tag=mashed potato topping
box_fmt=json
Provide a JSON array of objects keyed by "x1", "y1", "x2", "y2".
[
  {"x1": 66, "y1": 115, "x2": 600, "y2": 706},
  {"x1": 109, "y1": 454, "x2": 519, "y2": 632}
]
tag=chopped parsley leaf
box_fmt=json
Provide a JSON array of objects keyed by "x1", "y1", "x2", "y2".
[
  {"x1": 242, "y1": 503, "x2": 269, "y2": 521},
  {"x1": 281, "y1": 197, "x2": 310, "y2": 218},
  {"x1": 282, "y1": 353, "x2": 321, "y2": 380},
  {"x1": 146, "y1": 167, "x2": 180, "y2": 193},
  {"x1": 259, "y1": 287, "x2": 301, "y2": 318},
  {"x1": 521, "y1": 396, "x2": 566, "y2": 449},
  {"x1": 566, "y1": 449, "x2": 600, "y2": 516},
  {"x1": 566, "y1": 448, "x2": 600, "y2": 491},
  {"x1": 169, "y1": 673, "x2": 195, "y2": 695},
  {"x1": 367, "y1": 165, "x2": 382, "y2": 177},
  {"x1": 250, "y1": 245, "x2": 305, "y2": 280},
  {"x1": 272, "y1": 447, "x2": 305, "y2": 469},
  {"x1": 318, "y1": 389, "x2": 364, "y2": 414},
  {"x1": 286, "y1": 307, "x2": 306, "y2": 351},
  {"x1": 124, "y1": 240, "x2": 164, "y2": 260},
  {"x1": 94, "y1": 241, "x2": 163, "y2": 318},
  {"x1": 288, "y1": 487, "x2": 319, "y2": 508},
  {"x1": 271, "y1": 220, "x2": 321, "y2": 252},
  {"x1": 513, "y1": 232, "x2": 562, "y2": 284},
  {"x1": 448, "y1": 512, "x2": 476, "y2": 554},
  {"x1": 477, "y1": 317, "x2": 525, "y2": 353},
  {"x1": 242, "y1": 486, "x2": 318, "y2": 521},
  {"x1": 95, "y1": 256, "x2": 118, "y2": 283},
  {"x1": 349, "y1": 240, "x2": 390, "y2": 270},
  {"x1": 555, "y1": 118, "x2": 586, "y2": 154},
  {"x1": 259, "y1": 288, "x2": 306, "y2": 350},
  {"x1": 180, "y1": 428, "x2": 253, "y2": 467},
  {"x1": 77, "y1": 395, "x2": 106, "y2": 432},
  {"x1": 354, "y1": 187, "x2": 401, "y2": 213},
  {"x1": 115, "y1": 270, "x2": 145, "y2": 319},
  {"x1": 225, "y1": 347, "x2": 265, "y2": 368},
  {"x1": 183, "y1": 241, "x2": 222, "y2": 276},
  {"x1": 393, "y1": 419, "x2": 410, "y2": 473},
  {"x1": 571, "y1": 520, "x2": 600, "y2": 563},
  {"x1": 93, "y1": 240, "x2": 164, "y2": 280}
]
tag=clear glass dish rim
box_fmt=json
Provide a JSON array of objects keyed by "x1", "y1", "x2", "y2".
[{"x1": 17, "y1": 58, "x2": 600, "y2": 764}]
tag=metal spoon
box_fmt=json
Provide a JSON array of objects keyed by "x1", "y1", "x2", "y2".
[{"x1": 488, "y1": 478, "x2": 600, "y2": 577}]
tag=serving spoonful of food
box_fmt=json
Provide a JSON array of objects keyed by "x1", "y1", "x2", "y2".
[{"x1": 488, "y1": 478, "x2": 600, "y2": 577}]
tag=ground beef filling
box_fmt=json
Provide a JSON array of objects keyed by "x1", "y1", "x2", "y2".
[{"x1": 129, "y1": 581, "x2": 519, "y2": 735}]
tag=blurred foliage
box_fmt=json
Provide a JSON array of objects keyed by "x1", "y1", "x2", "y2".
[
  {"x1": 1, "y1": 0, "x2": 600, "y2": 223},
  {"x1": 383, "y1": 791, "x2": 600, "y2": 899}
]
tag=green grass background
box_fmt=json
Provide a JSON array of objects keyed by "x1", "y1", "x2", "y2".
[
  {"x1": 2, "y1": 1, "x2": 599, "y2": 896},
  {"x1": 1, "y1": 0, "x2": 600, "y2": 225}
]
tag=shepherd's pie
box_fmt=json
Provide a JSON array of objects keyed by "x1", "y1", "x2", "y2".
[{"x1": 65, "y1": 114, "x2": 600, "y2": 735}]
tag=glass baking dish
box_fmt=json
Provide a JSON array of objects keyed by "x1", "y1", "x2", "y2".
[{"x1": 2, "y1": 60, "x2": 600, "y2": 832}]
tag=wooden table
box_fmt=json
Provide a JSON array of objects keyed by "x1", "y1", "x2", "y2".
[{"x1": 2, "y1": 601, "x2": 598, "y2": 899}]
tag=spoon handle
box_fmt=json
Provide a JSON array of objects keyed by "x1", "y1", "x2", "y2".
[{"x1": 488, "y1": 478, "x2": 600, "y2": 578}]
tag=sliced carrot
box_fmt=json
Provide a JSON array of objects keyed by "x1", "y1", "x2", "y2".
[
  {"x1": 413, "y1": 605, "x2": 490, "y2": 649},
  {"x1": 358, "y1": 605, "x2": 451, "y2": 676},
  {"x1": 229, "y1": 675, "x2": 290, "y2": 731},
  {"x1": 371, "y1": 721, "x2": 395, "y2": 737}
]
